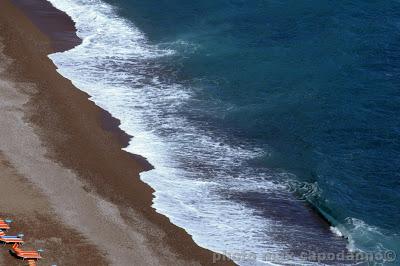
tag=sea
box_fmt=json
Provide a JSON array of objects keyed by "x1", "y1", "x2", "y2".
[{"x1": 44, "y1": 0, "x2": 400, "y2": 265}]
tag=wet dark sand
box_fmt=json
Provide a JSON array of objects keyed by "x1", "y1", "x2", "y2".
[{"x1": 11, "y1": 0, "x2": 82, "y2": 52}]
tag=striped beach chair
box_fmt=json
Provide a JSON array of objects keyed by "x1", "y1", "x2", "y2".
[
  {"x1": 0, "y1": 230, "x2": 24, "y2": 244},
  {"x1": 0, "y1": 219, "x2": 11, "y2": 230},
  {"x1": 11, "y1": 243, "x2": 42, "y2": 260}
]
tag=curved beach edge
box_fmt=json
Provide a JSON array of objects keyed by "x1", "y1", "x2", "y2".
[{"x1": 0, "y1": 0, "x2": 236, "y2": 265}]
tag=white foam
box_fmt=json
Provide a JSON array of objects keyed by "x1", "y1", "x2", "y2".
[
  {"x1": 330, "y1": 226, "x2": 343, "y2": 237},
  {"x1": 331, "y1": 217, "x2": 399, "y2": 257},
  {"x1": 45, "y1": 0, "x2": 321, "y2": 264}
]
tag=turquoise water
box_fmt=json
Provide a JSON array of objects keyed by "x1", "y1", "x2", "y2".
[{"x1": 48, "y1": 0, "x2": 400, "y2": 264}]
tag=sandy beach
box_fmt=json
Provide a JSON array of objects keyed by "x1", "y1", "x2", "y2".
[{"x1": 0, "y1": 0, "x2": 234, "y2": 265}]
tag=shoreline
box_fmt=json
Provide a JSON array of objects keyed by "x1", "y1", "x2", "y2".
[{"x1": 0, "y1": 0, "x2": 234, "y2": 265}]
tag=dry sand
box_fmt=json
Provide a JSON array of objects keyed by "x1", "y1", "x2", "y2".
[{"x1": 0, "y1": 42, "x2": 107, "y2": 265}]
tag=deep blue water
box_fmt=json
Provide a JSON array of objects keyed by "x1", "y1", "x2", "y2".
[
  {"x1": 55, "y1": 0, "x2": 400, "y2": 264},
  {"x1": 107, "y1": 0, "x2": 400, "y2": 257}
]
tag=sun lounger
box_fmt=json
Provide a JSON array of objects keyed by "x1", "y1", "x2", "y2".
[
  {"x1": 0, "y1": 222, "x2": 10, "y2": 230},
  {"x1": 0, "y1": 230, "x2": 24, "y2": 244},
  {"x1": 11, "y1": 243, "x2": 42, "y2": 260},
  {"x1": 0, "y1": 235, "x2": 24, "y2": 244},
  {"x1": 0, "y1": 219, "x2": 11, "y2": 230}
]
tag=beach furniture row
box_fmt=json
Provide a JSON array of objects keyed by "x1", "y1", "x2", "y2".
[{"x1": 0, "y1": 218, "x2": 42, "y2": 266}]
